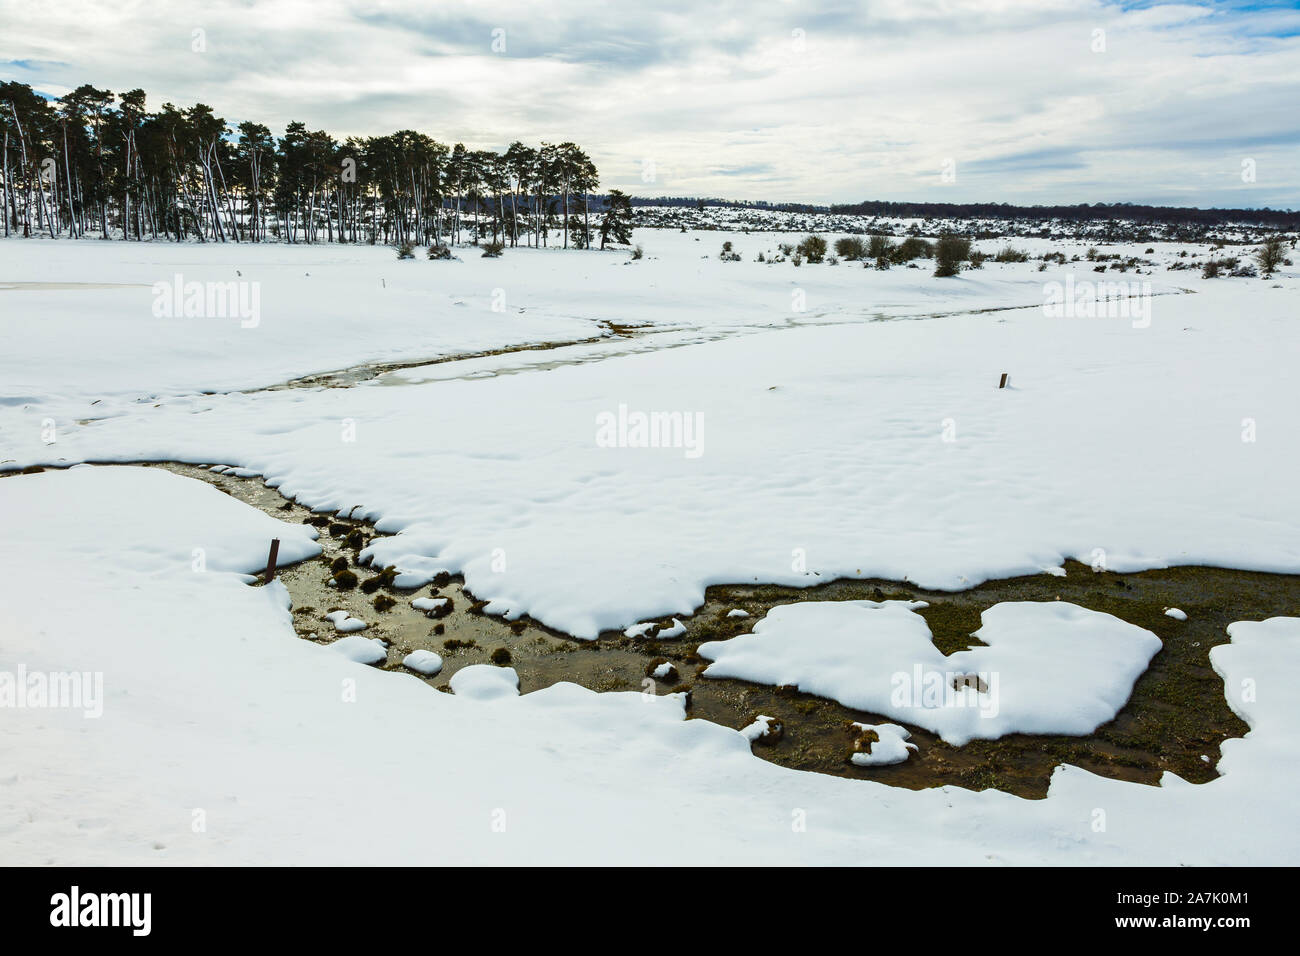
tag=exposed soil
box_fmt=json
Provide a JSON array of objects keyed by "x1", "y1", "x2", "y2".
[
  {"x1": 20, "y1": 460, "x2": 1294, "y2": 800},
  {"x1": 247, "y1": 318, "x2": 655, "y2": 392}
]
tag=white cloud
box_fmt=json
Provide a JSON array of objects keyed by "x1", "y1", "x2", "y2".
[{"x1": 1, "y1": 0, "x2": 1296, "y2": 206}]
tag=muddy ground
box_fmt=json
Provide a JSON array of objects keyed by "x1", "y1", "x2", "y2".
[{"x1": 16, "y1": 460, "x2": 1295, "y2": 799}]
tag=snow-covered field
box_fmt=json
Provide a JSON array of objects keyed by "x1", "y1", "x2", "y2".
[{"x1": 2, "y1": 228, "x2": 1298, "y2": 864}]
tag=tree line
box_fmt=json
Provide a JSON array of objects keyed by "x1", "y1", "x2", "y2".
[
  {"x1": 829, "y1": 199, "x2": 1299, "y2": 230},
  {"x1": 633, "y1": 196, "x2": 1299, "y2": 230},
  {"x1": 0, "y1": 80, "x2": 634, "y2": 249}
]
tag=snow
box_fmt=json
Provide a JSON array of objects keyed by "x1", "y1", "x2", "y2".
[
  {"x1": 0, "y1": 464, "x2": 320, "y2": 573},
  {"x1": 699, "y1": 600, "x2": 1163, "y2": 745},
  {"x1": 2, "y1": 232, "x2": 1299, "y2": 865},
  {"x1": 324, "y1": 610, "x2": 368, "y2": 633},
  {"x1": 2, "y1": 457, "x2": 1300, "y2": 865},
  {"x1": 1165, "y1": 607, "x2": 1188, "y2": 621},
  {"x1": 625, "y1": 618, "x2": 684, "y2": 639},
  {"x1": 651, "y1": 661, "x2": 676, "y2": 679},
  {"x1": 402, "y1": 649, "x2": 443, "y2": 676},
  {"x1": 5, "y1": 240, "x2": 1297, "y2": 639},
  {"x1": 850, "y1": 723, "x2": 918, "y2": 767},
  {"x1": 0, "y1": 242, "x2": 601, "y2": 405},
  {"x1": 740, "y1": 715, "x2": 779, "y2": 742},
  {"x1": 449, "y1": 665, "x2": 520, "y2": 701},
  {"x1": 726, "y1": 609, "x2": 749, "y2": 618},
  {"x1": 411, "y1": 597, "x2": 449, "y2": 613},
  {"x1": 329, "y1": 634, "x2": 386, "y2": 664}
]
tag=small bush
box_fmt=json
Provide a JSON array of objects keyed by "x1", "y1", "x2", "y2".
[
  {"x1": 934, "y1": 235, "x2": 971, "y2": 277},
  {"x1": 481, "y1": 241, "x2": 504, "y2": 258},
  {"x1": 890, "y1": 237, "x2": 932, "y2": 264},
  {"x1": 490, "y1": 647, "x2": 512, "y2": 666},
  {"x1": 834, "y1": 236, "x2": 868, "y2": 261},
  {"x1": 866, "y1": 235, "x2": 894, "y2": 259},
  {"x1": 994, "y1": 246, "x2": 1029, "y2": 263},
  {"x1": 797, "y1": 235, "x2": 827, "y2": 263},
  {"x1": 332, "y1": 569, "x2": 358, "y2": 590},
  {"x1": 1256, "y1": 236, "x2": 1287, "y2": 276},
  {"x1": 630, "y1": 244, "x2": 644, "y2": 260},
  {"x1": 396, "y1": 241, "x2": 415, "y2": 260},
  {"x1": 1202, "y1": 257, "x2": 1243, "y2": 278},
  {"x1": 427, "y1": 244, "x2": 452, "y2": 260}
]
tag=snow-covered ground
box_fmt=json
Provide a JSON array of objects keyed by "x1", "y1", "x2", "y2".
[
  {"x1": 699, "y1": 600, "x2": 1163, "y2": 745},
  {"x1": 1, "y1": 464, "x2": 1297, "y2": 865},
  {"x1": 4, "y1": 238, "x2": 1295, "y2": 637},
  {"x1": 1, "y1": 228, "x2": 1298, "y2": 864}
]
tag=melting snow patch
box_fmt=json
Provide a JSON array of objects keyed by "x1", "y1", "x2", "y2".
[
  {"x1": 324, "y1": 610, "x2": 367, "y2": 633},
  {"x1": 411, "y1": 597, "x2": 449, "y2": 613},
  {"x1": 850, "y1": 723, "x2": 917, "y2": 766},
  {"x1": 726, "y1": 609, "x2": 749, "y2": 618},
  {"x1": 626, "y1": 618, "x2": 686, "y2": 639},
  {"x1": 1165, "y1": 608, "x2": 1188, "y2": 621},
  {"x1": 329, "y1": 634, "x2": 387, "y2": 665},
  {"x1": 699, "y1": 599, "x2": 1161, "y2": 745},
  {"x1": 402, "y1": 649, "x2": 443, "y2": 675},
  {"x1": 449, "y1": 665, "x2": 519, "y2": 701},
  {"x1": 740, "y1": 715, "x2": 783, "y2": 744}
]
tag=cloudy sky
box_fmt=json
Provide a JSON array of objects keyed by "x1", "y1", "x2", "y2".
[{"x1": 2, "y1": 0, "x2": 1297, "y2": 207}]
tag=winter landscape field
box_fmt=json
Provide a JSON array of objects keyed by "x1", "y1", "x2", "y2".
[
  {"x1": 4, "y1": 214, "x2": 1298, "y2": 869},
  {"x1": 2, "y1": 1, "x2": 1299, "y2": 908}
]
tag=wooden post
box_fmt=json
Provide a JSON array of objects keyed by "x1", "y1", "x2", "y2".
[
  {"x1": 265, "y1": 538, "x2": 281, "y2": 583},
  {"x1": 998, "y1": 373, "x2": 1009, "y2": 389}
]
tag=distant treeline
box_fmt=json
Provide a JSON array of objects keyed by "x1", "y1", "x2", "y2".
[
  {"x1": 632, "y1": 196, "x2": 829, "y2": 214},
  {"x1": 0, "y1": 79, "x2": 623, "y2": 248},
  {"x1": 633, "y1": 195, "x2": 1298, "y2": 229},
  {"x1": 831, "y1": 200, "x2": 1298, "y2": 229}
]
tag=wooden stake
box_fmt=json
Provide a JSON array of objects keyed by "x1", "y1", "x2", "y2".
[
  {"x1": 265, "y1": 538, "x2": 281, "y2": 583},
  {"x1": 998, "y1": 373, "x2": 1009, "y2": 389}
]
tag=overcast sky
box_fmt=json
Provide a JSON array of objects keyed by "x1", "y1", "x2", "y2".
[{"x1": 2, "y1": 0, "x2": 1297, "y2": 208}]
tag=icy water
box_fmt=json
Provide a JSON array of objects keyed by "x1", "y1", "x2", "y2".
[
  {"x1": 34, "y1": 460, "x2": 1282, "y2": 799},
  {"x1": 245, "y1": 300, "x2": 1104, "y2": 393}
]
